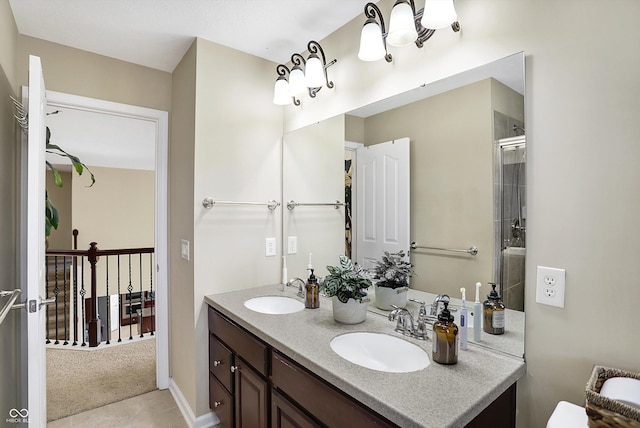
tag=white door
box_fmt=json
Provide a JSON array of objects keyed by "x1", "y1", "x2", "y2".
[
  {"x1": 22, "y1": 55, "x2": 49, "y2": 427},
  {"x1": 355, "y1": 138, "x2": 410, "y2": 270}
]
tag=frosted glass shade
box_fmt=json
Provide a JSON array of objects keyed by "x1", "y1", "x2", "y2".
[
  {"x1": 273, "y1": 78, "x2": 291, "y2": 105},
  {"x1": 358, "y1": 21, "x2": 386, "y2": 61},
  {"x1": 288, "y1": 67, "x2": 307, "y2": 97},
  {"x1": 387, "y1": 1, "x2": 418, "y2": 47},
  {"x1": 421, "y1": 0, "x2": 457, "y2": 29},
  {"x1": 305, "y1": 55, "x2": 325, "y2": 88}
]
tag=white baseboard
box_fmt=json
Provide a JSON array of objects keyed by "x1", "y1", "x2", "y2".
[{"x1": 169, "y1": 378, "x2": 220, "y2": 428}]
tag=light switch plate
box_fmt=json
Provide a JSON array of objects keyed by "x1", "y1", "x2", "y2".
[
  {"x1": 181, "y1": 239, "x2": 190, "y2": 261},
  {"x1": 265, "y1": 237, "x2": 276, "y2": 257},
  {"x1": 288, "y1": 236, "x2": 297, "y2": 254},
  {"x1": 536, "y1": 266, "x2": 565, "y2": 308}
]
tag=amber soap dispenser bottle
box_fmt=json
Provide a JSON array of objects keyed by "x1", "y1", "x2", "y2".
[
  {"x1": 432, "y1": 301, "x2": 458, "y2": 365},
  {"x1": 305, "y1": 269, "x2": 320, "y2": 309},
  {"x1": 483, "y1": 282, "x2": 505, "y2": 335}
]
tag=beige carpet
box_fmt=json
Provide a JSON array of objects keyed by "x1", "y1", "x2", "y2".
[{"x1": 47, "y1": 338, "x2": 156, "y2": 422}]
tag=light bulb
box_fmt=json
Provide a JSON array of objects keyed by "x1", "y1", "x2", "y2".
[{"x1": 288, "y1": 66, "x2": 307, "y2": 97}]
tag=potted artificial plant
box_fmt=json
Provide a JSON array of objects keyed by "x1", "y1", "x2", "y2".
[
  {"x1": 372, "y1": 250, "x2": 413, "y2": 310},
  {"x1": 321, "y1": 255, "x2": 372, "y2": 324}
]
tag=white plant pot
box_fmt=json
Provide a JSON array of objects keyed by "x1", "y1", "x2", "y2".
[
  {"x1": 375, "y1": 285, "x2": 408, "y2": 310},
  {"x1": 331, "y1": 296, "x2": 369, "y2": 324}
]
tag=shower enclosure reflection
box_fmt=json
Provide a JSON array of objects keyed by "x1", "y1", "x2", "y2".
[{"x1": 495, "y1": 133, "x2": 526, "y2": 310}]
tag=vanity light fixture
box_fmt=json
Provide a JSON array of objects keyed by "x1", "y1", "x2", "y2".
[
  {"x1": 358, "y1": 0, "x2": 460, "y2": 62},
  {"x1": 272, "y1": 40, "x2": 336, "y2": 105}
]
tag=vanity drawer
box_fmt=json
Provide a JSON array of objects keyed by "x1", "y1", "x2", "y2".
[
  {"x1": 271, "y1": 351, "x2": 397, "y2": 428},
  {"x1": 208, "y1": 307, "x2": 268, "y2": 377},
  {"x1": 209, "y1": 334, "x2": 233, "y2": 392},
  {"x1": 210, "y1": 373, "x2": 233, "y2": 428}
]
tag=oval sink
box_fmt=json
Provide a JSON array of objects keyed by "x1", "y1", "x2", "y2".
[
  {"x1": 330, "y1": 332, "x2": 430, "y2": 373},
  {"x1": 244, "y1": 296, "x2": 304, "y2": 315}
]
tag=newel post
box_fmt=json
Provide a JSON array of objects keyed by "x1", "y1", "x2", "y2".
[{"x1": 87, "y1": 242, "x2": 101, "y2": 347}]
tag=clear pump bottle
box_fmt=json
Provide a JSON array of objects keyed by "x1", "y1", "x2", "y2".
[
  {"x1": 432, "y1": 301, "x2": 458, "y2": 365},
  {"x1": 483, "y1": 282, "x2": 505, "y2": 335}
]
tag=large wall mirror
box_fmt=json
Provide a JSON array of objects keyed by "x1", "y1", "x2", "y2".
[{"x1": 283, "y1": 52, "x2": 525, "y2": 358}]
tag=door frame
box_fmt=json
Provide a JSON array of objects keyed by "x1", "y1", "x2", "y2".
[
  {"x1": 44, "y1": 90, "x2": 170, "y2": 389},
  {"x1": 345, "y1": 141, "x2": 363, "y2": 262}
]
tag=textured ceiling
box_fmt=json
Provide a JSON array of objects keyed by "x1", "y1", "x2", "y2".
[{"x1": 9, "y1": 0, "x2": 367, "y2": 72}]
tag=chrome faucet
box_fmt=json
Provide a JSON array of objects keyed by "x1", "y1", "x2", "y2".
[
  {"x1": 389, "y1": 305, "x2": 415, "y2": 337},
  {"x1": 286, "y1": 278, "x2": 306, "y2": 298},
  {"x1": 431, "y1": 294, "x2": 450, "y2": 317}
]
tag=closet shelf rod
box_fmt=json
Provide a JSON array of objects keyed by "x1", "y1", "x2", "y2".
[
  {"x1": 410, "y1": 242, "x2": 479, "y2": 256},
  {"x1": 202, "y1": 198, "x2": 280, "y2": 210}
]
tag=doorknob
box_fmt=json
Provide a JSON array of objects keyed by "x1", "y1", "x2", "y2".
[
  {"x1": 39, "y1": 297, "x2": 56, "y2": 309},
  {"x1": 10, "y1": 296, "x2": 56, "y2": 313}
]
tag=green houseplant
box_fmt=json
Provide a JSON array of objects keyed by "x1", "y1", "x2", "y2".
[
  {"x1": 45, "y1": 126, "x2": 95, "y2": 239},
  {"x1": 372, "y1": 250, "x2": 414, "y2": 310},
  {"x1": 321, "y1": 255, "x2": 372, "y2": 324}
]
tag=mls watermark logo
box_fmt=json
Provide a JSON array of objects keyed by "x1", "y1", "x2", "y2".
[{"x1": 7, "y1": 408, "x2": 29, "y2": 424}]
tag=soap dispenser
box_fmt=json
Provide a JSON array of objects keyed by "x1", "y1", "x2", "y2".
[
  {"x1": 305, "y1": 269, "x2": 320, "y2": 309},
  {"x1": 483, "y1": 282, "x2": 505, "y2": 335},
  {"x1": 432, "y1": 301, "x2": 458, "y2": 365}
]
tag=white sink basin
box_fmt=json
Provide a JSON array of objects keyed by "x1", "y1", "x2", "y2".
[
  {"x1": 244, "y1": 296, "x2": 304, "y2": 315},
  {"x1": 330, "y1": 332, "x2": 430, "y2": 373}
]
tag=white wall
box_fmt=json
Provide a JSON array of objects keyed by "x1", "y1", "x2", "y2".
[
  {"x1": 168, "y1": 37, "x2": 283, "y2": 417},
  {"x1": 283, "y1": 1, "x2": 640, "y2": 426}
]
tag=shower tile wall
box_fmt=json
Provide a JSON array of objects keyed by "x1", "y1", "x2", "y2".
[{"x1": 493, "y1": 111, "x2": 526, "y2": 311}]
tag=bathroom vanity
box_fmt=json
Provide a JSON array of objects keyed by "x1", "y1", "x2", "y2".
[{"x1": 205, "y1": 284, "x2": 525, "y2": 428}]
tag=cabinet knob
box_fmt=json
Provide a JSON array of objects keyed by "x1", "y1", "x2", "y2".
[
  {"x1": 213, "y1": 400, "x2": 223, "y2": 408},
  {"x1": 213, "y1": 360, "x2": 222, "y2": 367},
  {"x1": 230, "y1": 365, "x2": 238, "y2": 373}
]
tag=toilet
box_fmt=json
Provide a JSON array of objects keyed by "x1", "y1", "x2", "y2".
[{"x1": 546, "y1": 401, "x2": 588, "y2": 428}]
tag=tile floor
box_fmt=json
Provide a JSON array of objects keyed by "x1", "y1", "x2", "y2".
[{"x1": 47, "y1": 389, "x2": 187, "y2": 427}]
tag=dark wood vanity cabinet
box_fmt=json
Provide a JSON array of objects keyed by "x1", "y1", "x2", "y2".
[
  {"x1": 208, "y1": 307, "x2": 269, "y2": 428},
  {"x1": 208, "y1": 306, "x2": 516, "y2": 428}
]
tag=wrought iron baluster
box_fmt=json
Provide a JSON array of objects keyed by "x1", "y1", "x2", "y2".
[
  {"x1": 80, "y1": 257, "x2": 86, "y2": 346},
  {"x1": 150, "y1": 252, "x2": 154, "y2": 336},
  {"x1": 63, "y1": 256, "x2": 68, "y2": 345},
  {"x1": 54, "y1": 256, "x2": 60, "y2": 344},
  {"x1": 128, "y1": 254, "x2": 133, "y2": 340},
  {"x1": 45, "y1": 258, "x2": 50, "y2": 344},
  {"x1": 117, "y1": 255, "x2": 122, "y2": 343},
  {"x1": 105, "y1": 256, "x2": 110, "y2": 345},
  {"x1": 139, "y1": 254, "x2": 144, "y2": 338},
  {"x1": 72, "y1": 229, "x2": 78, "y2": 345},
  {"x1": 72, "y1": 252, "x2": 78, "y2": 346}
]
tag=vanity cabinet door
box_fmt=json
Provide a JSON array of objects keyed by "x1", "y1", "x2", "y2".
[
  {"x1": 272, "y1": 389, "x2": 319, "y2": 428},
  {"x1": 234, "y1": 358, "x2": 268, "y2": 428},
  {"x1": 210, "y1": 373, "x2": 233, "y2": 428}
]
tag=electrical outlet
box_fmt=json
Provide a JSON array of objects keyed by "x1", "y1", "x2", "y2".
[
  {"x1": 288, "y1": 236, "x2": 297, "y2": 254},
  {"x1": 536, "y1": 266, "x2": 566, "y2": 308},
  {"x1": 265, "y1": 237, "x2": 276, "y2": 257}
]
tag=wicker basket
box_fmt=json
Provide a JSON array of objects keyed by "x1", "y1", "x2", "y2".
[{"x1": 585, "y1": 365, "x2": 640, "y2": 428}]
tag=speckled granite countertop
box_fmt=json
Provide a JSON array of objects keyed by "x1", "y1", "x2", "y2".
[{"x1": 205, "y1": 284, "x2": 526, "y2": 428}]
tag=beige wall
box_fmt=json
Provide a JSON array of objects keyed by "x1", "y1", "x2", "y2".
[
  {"x1": 169, "y1": 40, "x2": 197, "y2": 413},
  {"x1": 0, "y1": 2, "x2": 21, "y2": 416},
  {"x1": 17, "y1": 35, "x2": 171, "y2": 111},
  {"x1": 283, "y1": 1, "x2": 640, "y2": 426},
  {"x1": 0, "y1": 0, "x2": 17, "y2": 92},
  {"x1": 283, "y1": 114, "x2": 346, "y2": 278},
  {"x1": 362, "y1": 80, "x2": 495, "y2": 298},
  {"x1": 46, "y1": 170, "x2": 72, "y2": 249},
  {"x1": 191, "y1": 37, "x2": 282, "y2": 416}
]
